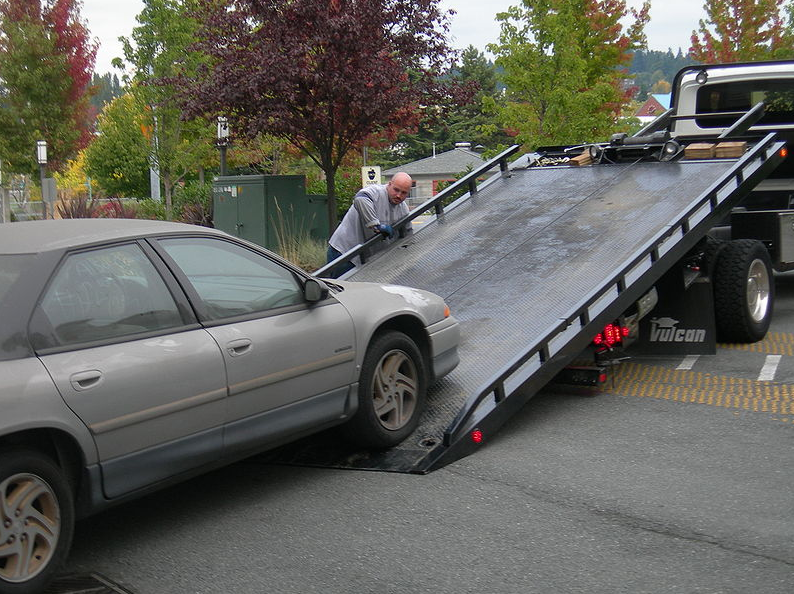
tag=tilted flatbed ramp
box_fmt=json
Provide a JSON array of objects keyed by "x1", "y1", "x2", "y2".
[{"x1": 260, "y1": 135, "x2": 784, "y2": 473}]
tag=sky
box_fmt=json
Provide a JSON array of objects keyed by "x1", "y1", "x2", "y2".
[{"x1": 82, "y1": 0, "x2": 706, "y2": 75}]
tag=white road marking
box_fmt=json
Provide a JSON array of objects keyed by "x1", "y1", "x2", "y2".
[
  {"x1": 758, "y1": 355, "x2": 782, "y2": 381},
  {"x1": 677, "y1": 355, "x2": 700, "y2": 370}
]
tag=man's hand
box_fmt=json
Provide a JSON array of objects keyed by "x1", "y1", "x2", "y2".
[{"x1": 374, "y1": 224, "x2": 394, "y2": 239}]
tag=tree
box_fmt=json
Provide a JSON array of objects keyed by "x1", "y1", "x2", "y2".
[
  {"x1": 84, "y1": 93, "x2": 151, "y2": 198},
  {"x1": 487, "y1": 0, "x2": 650, "y2": 150},
  {"x1": 690, "y1": 0, "x2": 794, "y2": 63},
  {"x1": 0, "y1": 0, "x2": 96, "y2": 175},
  {"x1": 116, "y1": 0, "x2": 215, "y2": 217},
  {"x1": 387, "y1": 46, "x2": 510, "y2": 164},
  {"x1": 180, "y1": 0, "x2": 457, "y2": 229},
  {"x1": 90, "y1": 72, "x2": 123, "y2": 111}
]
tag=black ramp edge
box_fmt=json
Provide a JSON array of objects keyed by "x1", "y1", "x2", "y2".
[{"x1": 261, "y1": 159, "x2": 739, "y2": 472}]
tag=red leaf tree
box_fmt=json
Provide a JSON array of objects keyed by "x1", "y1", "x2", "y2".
[
  {"x1": 0, "y1": 0, "x2": 96, "y2": 174},
  {"x1": 179, "y1": 0, "x2": 457, "y2": 228},
  {"x1": 690, "y1": 0, "x2": 794, "y2": 63}
]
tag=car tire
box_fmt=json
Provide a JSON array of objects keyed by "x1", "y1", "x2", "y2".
[
  {"x1": 713, "y1": 239, "x2": 774, "y2": 343},
  {"x1": 0, "y1": 449, "x2": 74, "y2": 594},
  {"x1": 342, "y1": 331, "x2": 427, "y2": 449}
]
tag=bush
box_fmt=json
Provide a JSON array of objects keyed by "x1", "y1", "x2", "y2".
[
  {"x1": 135, "y1": 199, "x2": 167, "y2": 220},
  {"x1": 57, "y1": 195, "x2": 101, "y2": 219},
  {"x1": 174, "y1": 181, "x2": 213, "y2": 227}
]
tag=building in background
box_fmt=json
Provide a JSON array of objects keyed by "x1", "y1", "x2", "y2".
[{"x1": 383, "y1": 143, "x2": 490, "y2": 206}]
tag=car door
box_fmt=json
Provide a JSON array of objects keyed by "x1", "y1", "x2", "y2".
[
  {"x1": 155, "y1": 236, "x2": 357, "y2": 455},
  {"x1": 31, "y1": 242, "x2": 228, "y2": 499}
]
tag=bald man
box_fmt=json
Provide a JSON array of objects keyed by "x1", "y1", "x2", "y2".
[{"x1": 326, "y1": 172, "x2": 414, "y2": 277}]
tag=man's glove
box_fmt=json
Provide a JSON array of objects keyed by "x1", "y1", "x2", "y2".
[{"x1": 374, "y1": 224, "x2": 394, "y2": 239}]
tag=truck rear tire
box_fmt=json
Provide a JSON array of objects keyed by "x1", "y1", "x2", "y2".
[{"x1": 713, "y1": 239, "x2": 773, "y2": 343}]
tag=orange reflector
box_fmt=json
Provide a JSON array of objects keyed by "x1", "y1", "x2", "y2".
[
  {"x1": 444, "y1": 304, "x2": 451, "y2": 318},
  {"x1": 781, "y1": 147, "x2": 789, "y2": 158},
  {"x1": 471, "y1": 429, "x2": 484, "y2": 444}
]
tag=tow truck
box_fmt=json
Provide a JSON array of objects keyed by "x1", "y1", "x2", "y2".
[{"x1": 262, "y1": 59, "x2": 793, "y2": 474}]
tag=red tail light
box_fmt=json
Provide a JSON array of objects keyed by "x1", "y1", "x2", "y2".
[
  {"x1": 471, "y1": 429, "x2": 484, "y2": 444},
  {"x1": 593, "y1": 323, "x2": 629, "y2": 347},
  {"x1": 781, "y1": 146, "x2": 789, "y2": 158}
]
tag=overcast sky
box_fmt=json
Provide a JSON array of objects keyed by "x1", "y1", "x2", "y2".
[{"x1": 83, "y1": 0, "x2": 705, "y2": 75}]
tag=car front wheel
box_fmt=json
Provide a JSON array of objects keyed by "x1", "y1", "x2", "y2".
[
  {"x1": 343, "y1": 331, "x2": 427, "y2": 449},
  {"x1": 0, "y1": 450, "x2": 74, "y2": 594}
]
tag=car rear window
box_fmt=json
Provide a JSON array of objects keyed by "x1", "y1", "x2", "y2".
[{"x1": 696, "y1": 80, "x2": 794, "y2": 128}]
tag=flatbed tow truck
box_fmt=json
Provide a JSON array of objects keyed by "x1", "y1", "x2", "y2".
[{"x1": 261, "y1": 60, "x2": 794, "y2": 474}]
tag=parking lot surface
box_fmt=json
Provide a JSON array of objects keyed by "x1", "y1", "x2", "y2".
[{"x1": 59, "y1": 275, "x2": 794, "y2": 594}]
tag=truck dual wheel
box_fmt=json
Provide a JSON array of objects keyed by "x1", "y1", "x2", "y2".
[
  {"x1": 713, "y1": 239, "x2": 774, "y2": 343},
  {"x1": 342, "y1": 331, "x2": 427, "y2": 448},
  {"x1": 0, "y1": 449, "x2": 74, "y2": 594}
]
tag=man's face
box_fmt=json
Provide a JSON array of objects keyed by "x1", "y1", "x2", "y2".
[{"x1": 387, "y1": 179, "x2": 411, "y2": 204}]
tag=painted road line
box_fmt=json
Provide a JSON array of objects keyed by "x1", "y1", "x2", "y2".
[
  {"x1": 758, "y1": 354, "x2": 783, "y2": 381},
  {"x1": 677, "y1": 355, "x2": 700, "y2": 370}
]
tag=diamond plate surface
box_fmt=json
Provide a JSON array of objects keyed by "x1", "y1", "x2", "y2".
[{"x1": 347, "y1": 160, "x2": 736, "y2": 451}]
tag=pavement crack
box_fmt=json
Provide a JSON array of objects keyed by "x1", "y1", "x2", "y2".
[{"x1": 443, "y1": 466, "x2": 794, "y2": 567}]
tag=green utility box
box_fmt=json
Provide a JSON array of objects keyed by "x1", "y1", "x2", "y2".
[{"x1": 212, "y1": 175, "x2": 329, "y2": 251}]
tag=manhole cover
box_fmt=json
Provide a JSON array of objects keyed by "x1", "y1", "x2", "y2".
[{"x1": 44, "y1": 573, "x2": 133, "y2": 594}]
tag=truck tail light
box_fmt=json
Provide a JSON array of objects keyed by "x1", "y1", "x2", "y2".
[
  {"x1": 781, "y1": 146, "x2": 789, "y2": 159},
  {"x1": 471, "y1": 429, "x2": 484, "y2": 444},
  {"x1": 593, "y1": 323, "x2": 629, "y2": 348}
]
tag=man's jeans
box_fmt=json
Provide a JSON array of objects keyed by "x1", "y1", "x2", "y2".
[{"x1": 326, "y1": 245, "x2": 355, "y2": 278}]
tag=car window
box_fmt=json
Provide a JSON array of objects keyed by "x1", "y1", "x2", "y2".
[
  {"x1": 158, "y1": 237, "x2": 304, "y2": 320},
  {"x1": 36, "y1": 244, "x2": 183, "y2": 347}
]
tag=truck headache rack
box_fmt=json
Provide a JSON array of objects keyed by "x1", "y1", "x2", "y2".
[{"x1": 259, "y1": 134, "x2": 784, "y2": 474}]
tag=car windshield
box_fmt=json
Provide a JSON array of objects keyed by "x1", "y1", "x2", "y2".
[{"x1": 0, "y1": 254, "x2": 33, "y2": 305}]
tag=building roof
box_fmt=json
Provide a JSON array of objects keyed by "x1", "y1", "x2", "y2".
[
  {"x1": 383, "y1": 146, "x2": 485, "y2": 177},
  {"x1": 635, "y1": 93, "x2": 672, "y2": 117},
  {"x1": 651, "y1": 93, "x2": 672, "y2": 109}
]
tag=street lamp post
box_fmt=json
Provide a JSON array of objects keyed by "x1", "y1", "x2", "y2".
[
  {"x1": 36, "y1": 140, "x2": 48, "y2": 219},
  {"x1": 217, "y1": 117, "x2": 230, "y2": 176}
]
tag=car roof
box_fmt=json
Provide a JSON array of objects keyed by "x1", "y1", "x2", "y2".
[{"x1": 0, "y1": 219, "x2": 226, "y2": 254}]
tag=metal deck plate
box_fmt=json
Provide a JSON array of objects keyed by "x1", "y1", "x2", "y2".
[{"x1": 261, "y1": 159, "x2": 737, "y2": 471}]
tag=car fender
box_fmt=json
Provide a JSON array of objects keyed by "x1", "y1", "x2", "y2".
[
  {"x1": 329, "y1": 281, "x2": 447, "y2": 362},
  {"x1": 0, "y1": 358, "x2": 98, "y2": 464}
]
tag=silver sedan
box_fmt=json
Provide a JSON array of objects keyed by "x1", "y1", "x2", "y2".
[{"x1": 0, "y1": 219, "x2": 459, "y2": 594}]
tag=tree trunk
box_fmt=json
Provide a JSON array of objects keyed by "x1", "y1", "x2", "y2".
[
  {"x1": 163, "y1": 171, "x2": 173, "y2": 221},
  {"x1": 324, "y1": 164, "x2": 338, "y2": 232}
]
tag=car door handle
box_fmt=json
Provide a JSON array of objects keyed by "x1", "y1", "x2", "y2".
[
  {"x1": 70, "y1": 370, "x2": 103, "y2": 391},
  {"x1": 226, "y1": 338, "x2": 252, "y2": 357}
]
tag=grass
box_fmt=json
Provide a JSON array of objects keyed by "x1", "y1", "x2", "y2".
[{"x1": 272, "y1": 198, "x2": 327, "y2": 272}]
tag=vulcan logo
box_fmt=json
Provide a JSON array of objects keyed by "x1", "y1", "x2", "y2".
[{"x1": 649, "y1": 317, "x2": 706, "y2": 343}]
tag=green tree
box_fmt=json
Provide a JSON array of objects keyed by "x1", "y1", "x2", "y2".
[
  {"x1": 116, "y1": 0, "x2": 214, "y2": 218},
  {"x1": 690, "y1": 0, "x2": 794, "y2": 62},
  {"x1": 84, "y1": 93, "x2": 150, "y2": 197},
  {"x1": 388, "y1": 46, "x2": 509, "y2": 164},
  {"x1": 0, "y1": 0, "x2": 96, "y2": 175},
  {"x1": 90, "y1": 72, "x2": 123, "y2": 111},
  {"x1": 180, "y1": 0, "x2": 458, "y2": 229},
  {"x1": 487, "y1": 0, "x2": 650, "y2": 150}
]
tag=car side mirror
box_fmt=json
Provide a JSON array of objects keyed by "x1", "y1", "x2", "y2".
[{"x1": 304, "y1": 278, "x2": 329, "y2": 302}]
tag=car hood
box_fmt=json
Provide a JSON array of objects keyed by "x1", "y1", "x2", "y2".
[{"x1": 329, "y1": 280, "x2": 449, "y2": 326}]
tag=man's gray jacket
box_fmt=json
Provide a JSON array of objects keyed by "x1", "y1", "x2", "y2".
[{"x1": 328, "y1": 183, "x2": 411, "y2": 265}]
